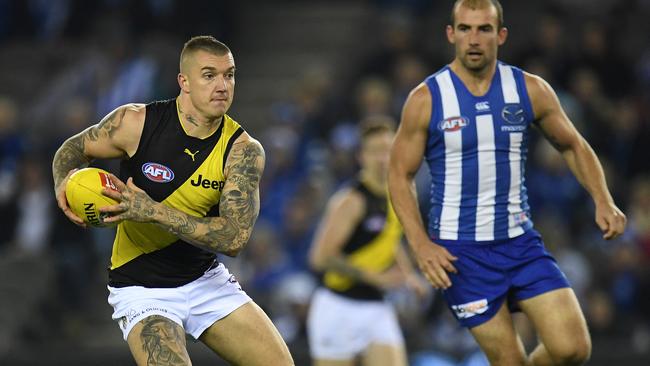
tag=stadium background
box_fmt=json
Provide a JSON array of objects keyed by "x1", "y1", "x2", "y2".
[{"x1": 0, "y1": 0, "x2": 648, "y2": 365}]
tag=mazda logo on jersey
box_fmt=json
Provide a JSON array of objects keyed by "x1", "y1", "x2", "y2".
[
  {"x1": 438, "y1": 116, "x2": 470, "y2": 132},
  {"x1": 141, "y1": 162, "x2": 175, "y2": 183},
  {"x1": 501, "y1": 104, "x2": 526, "y2": 124}
]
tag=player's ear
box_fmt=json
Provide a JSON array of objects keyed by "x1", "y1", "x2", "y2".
[
  {"x1": 446, "y1": 24, "x2": 456, "y2": 44},
  {"x1": 178, "y1": 73, "x2": 190, "y2": 93},
  {"x1": 497, "y1": 26, "x2": 508, "y2": 46}
]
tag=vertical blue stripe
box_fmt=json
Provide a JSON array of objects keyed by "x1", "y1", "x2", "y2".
[
  {"x1": 491, "y1": 71, "x2": 511, "y2": 239},
  {"x1": 512, "y1": 67, "x2": 534, "y2": 230}
]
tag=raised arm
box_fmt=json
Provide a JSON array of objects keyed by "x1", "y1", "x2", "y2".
[
  {"x1": 102, "y1": 133, "x2": 265, "y2": 257},
  {"x1": 525, "y1": 73, "x2": 626, "y2": 239},
  {"x1": 388, "y1": 84, "x2": 457, "y2": 289},
  {"x1": 52, "y1": 104, "x2": 145, "y2": 226}
]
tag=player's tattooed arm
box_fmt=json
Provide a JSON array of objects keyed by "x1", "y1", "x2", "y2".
[
  {"x1": 101, "y1": 136, "x2": 264, "y2": 256},
  {"x1": 152, "y1": 138, "x2": 264, "y2": 256},
  {"x1": 52, "y1": 106, "x2": 128, "y2": 191}
]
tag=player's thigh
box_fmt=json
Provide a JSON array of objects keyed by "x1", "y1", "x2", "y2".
[
  {"x1": 127, "y1": 315, "x2": 192, "y2": 366},
  {"x1": 199, "y1": 301, "x2": 293, "y2": 366},
  {"x1": 362, "y1": 343, "x2": 407, "y2": 366},
  {"x1": 469, "y1": 301, "x2": 527, "y2": 366},
  {"x1": 518, "y1": 288, "x2": 591, "y2": 360}
]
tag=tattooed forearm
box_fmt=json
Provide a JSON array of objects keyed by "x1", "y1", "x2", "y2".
[
  {"x1": 139, "y1": 315, "x2": 189, "y2": 366},
  {"x1": 153, "y1": 139, "x2": 264, "y2": 256},
  {"x1": 52, "y1": 134, "x2": 91, "y2": 190}
]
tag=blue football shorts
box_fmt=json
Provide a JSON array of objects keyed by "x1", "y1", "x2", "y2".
[{"x1": 435, "y1": 229, "x2": 570, "y2": 328}]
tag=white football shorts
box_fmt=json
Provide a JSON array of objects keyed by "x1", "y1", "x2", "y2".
[
  {"x1": 108, "y1": 263, "x2": 251, "y2": 340},
  {"x1": 307, "y1": 287, "x2": 404, "y2": 360}
]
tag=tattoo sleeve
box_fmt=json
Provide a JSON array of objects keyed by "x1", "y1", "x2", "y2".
[
  {"x1": 153, "y1": 139, "x2": 264, "y2": 256},
  {"x1": 52, "y1": 133, "x2": 91, "y2": 190},
  {"x1": 52, "y1": 107, "x2": 126, "y2": 190}
]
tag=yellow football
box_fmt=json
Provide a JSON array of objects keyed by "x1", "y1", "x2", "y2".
[{"x1": 65, "y1": 167, "x2": 119, "y2": 227}]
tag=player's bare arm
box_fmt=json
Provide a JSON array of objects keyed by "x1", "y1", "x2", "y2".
[
  {"x1": 309, "y1": 187, "x2": 403, "y2": 288},
  {"x1": 388, "y1": 83, "x2": 457, "y2": 289},
  {"x1": 309, "y1": 188, "x2": 369, "y2": 279},
  {"x1": 52, "y1": 104, "x2": 145, "y2": 226},
  {"x1": 101, "y1": 133, "x2": 264, "y2": 257},
  {"x1": 526, "y1": 72, "x2": 626, "y2": 239}
]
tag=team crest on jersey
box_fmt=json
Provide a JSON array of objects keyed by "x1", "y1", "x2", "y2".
[
  {"x1": 501, "y1": 104, "x2": 525, "y2": 124},
  {"x1": 438, "y1": 116, "x2": 470, "y2": 132},
  {"x1": 142, "y1": 162, "x2": 175, "y2": 183}
]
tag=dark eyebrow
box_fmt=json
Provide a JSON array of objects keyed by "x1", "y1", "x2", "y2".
[
  {"x1": 457, "y1": 22, "x2": 493, "y2": 29},
  {"x1": 200, "y1": 66, "x2": 236, "y2": 73}
]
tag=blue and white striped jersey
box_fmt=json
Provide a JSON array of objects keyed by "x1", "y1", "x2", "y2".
[{"x1": 424, "y1": 62, "x2": 535, "y2": 241}]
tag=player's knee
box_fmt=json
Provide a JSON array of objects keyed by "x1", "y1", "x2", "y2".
[
  {"x1": 484, "y1": 346, "x2": 527, "y2": 366},
  {"x1": 549, "y1": 336, "x2": 591, "y2": 365}
]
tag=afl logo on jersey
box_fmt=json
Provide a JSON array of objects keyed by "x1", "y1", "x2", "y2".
[
  {"x1": 142, "y1": 162, "x2": 175, "y2": 183},
  {"x1": 438, "y1": 116, "x2": 469, "y2": 132}
]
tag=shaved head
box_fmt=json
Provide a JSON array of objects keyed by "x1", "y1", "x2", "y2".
[
  {"x1": 180, "y1": 35, "x2": 231, "y2": 73},
  {"x1": 451, "y1": 0, "x2": 504, "y2": 28}
]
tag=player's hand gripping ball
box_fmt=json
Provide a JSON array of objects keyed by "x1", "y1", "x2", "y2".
[{"x1": 65, "y1": 168, "x2": 119, "y2": 227}]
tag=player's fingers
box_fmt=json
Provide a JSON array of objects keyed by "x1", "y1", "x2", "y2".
[
  {"x1": 99, "y1": 203, "x2": 126, "y2": 214},
  {"x1": 56, "y1": 189, "x2": 69, "y2": 209},
  {"x1": 102, "y1": 188, "x2": 122, "y2": 201},
  {"x1": 101, "y1": 213, "x2": 123, "y2": 224},
  {"x1": 63, "y1": 207, "x2": 86, "y2": 227},
  {"x1": 595, "y1": 214, "x2": 609, "y2": 233},
  {"x1": 107, "y1": 173, "x2": 127, "y2": 191},
  {"x1": 434, "y1": 265, "x2": 452, "y2": 289},
  {"x1": 443, "y1": 249, "x2": 458, "y2": 262},
  {"x1": 420, "y1": 264, "x2": 442, "y2": 288},
  {"x1": 440, "y1": 259, "x2": 458, "y2": 274},
  {"x1": 126, "y1": 177, "x2": 145, "y2": 193}
]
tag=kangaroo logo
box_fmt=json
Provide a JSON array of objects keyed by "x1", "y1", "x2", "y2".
[{"x1": 184, "y1": 148, "x2": 199, "y2": 161}]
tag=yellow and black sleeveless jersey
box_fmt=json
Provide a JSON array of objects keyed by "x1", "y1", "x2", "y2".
[
  {"x1": 108, "y1": 98, "x2": 244, "y2": 288},
  {"x1": 322, "y1": 177, "x2": 403, "y2": 300}
]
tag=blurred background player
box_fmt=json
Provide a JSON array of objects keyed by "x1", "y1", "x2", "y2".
[
  {"x1": 52, "y1": 36, "x2": 293, "y2": 366},
  {"x1": 388, "y1": 1, "x2": 626, "y2": 365},
  {"x1": 308, "y1": 116, "x2": 427, "y2": 366}
]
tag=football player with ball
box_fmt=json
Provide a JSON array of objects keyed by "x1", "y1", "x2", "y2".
[{"x1": 52, "y1": 36, "x2": 293, "y2": 366}]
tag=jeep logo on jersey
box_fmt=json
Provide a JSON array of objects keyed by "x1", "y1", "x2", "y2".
[
  {"x1": 501, "y1": 104, "x2": 526, "y2": 124},
  {"x1": 141, "y1": 162, "x2": 174, "y2": 183},
  {"x1": 438, "y1": 116, "x2": 469, "y2": 132},
  {"x1": 190, "y1": 174, "x2": 225, "y2": 191}
]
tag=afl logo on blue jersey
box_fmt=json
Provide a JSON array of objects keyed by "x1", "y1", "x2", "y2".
[
  {"x1": 438, "y1": 116, "x2": 470, "y2": 132},
  {"x1": 501, "y1": 104, "x2": 525, "y2": 124},
  {"x1": 142, "y1": 162, "x2": 175, "y2": 183}
]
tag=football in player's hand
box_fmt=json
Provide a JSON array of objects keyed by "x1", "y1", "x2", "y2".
[{"x1": 65, "y1": 167, "x2": 119, "y2": 227}]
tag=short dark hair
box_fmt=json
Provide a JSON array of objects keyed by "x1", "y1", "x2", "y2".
[
  {"x1": 180, "y1": 36, "x2": 231, "y2": 70},
  {"x1": 450, "y1": 0, "x2": 504, "y2": 29},
  {"x1": 359, "y1": 115, "x2": 396, "y2": 142}
]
